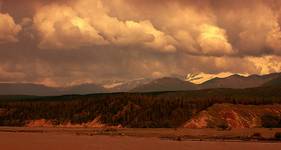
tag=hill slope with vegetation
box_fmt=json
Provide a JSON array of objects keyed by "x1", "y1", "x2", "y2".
[{"x1": 1, "y1": 87, "x2": 281, "y2": 128}]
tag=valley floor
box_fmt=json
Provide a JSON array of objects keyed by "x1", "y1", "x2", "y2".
[{"x1": 1, "y1": 127, "x2": 281, "y2": 150}]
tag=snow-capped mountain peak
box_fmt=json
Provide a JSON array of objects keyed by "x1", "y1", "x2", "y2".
[
  {"x1": 103, "y1": 82, "x2": 125, "y2": 89},
  {"x1": 185, "y1": 72, "x2": 235, "y2": 84},
  {"x1": 100, "y1": 78, "x2": 152, "y2": 92}
]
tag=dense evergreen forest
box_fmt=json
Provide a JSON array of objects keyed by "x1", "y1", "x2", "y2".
[{"x1": 0, "y1": 87, "x2": 281, "y2": 128}]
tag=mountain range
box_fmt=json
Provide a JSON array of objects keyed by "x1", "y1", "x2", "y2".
[
  {"x1": 131, "y1": 77, "x2": 197, "y2": 92},
  {"x1": 0, "y1": 72, "x2": 280, "y2": 96},
  {"x1": 200, "y1": 73, "x2": 281, "y2": 89},
  {"x1": 0, "y1": 83, "x2": 106, "y2": 96}
]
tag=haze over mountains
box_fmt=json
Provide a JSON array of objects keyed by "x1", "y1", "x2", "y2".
[{"x1": 0, "y1": 72, "x2": 280, "y2": 96}]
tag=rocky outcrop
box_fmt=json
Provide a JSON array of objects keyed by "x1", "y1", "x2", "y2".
[{"x1": 184, "y1": 104, "x2": 281, "y2": 128}]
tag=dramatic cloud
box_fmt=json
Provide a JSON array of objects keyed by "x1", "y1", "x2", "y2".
[
  {"x1": 197, "y1": 24, "x2": 233, "y2": 56},
  {"x1": 215, "y1": 2, "x2": 281, "y2": 56},
  {"x1": 248, "y1": 56, "x2": 281, "y2": 74},
  {"x1": 33, "y1": 0, "x2": 176, "y2": 52},
  {"x1": 0, "y1": 13, "x2": 21, "y2": 44},
  {"x1": 1, "y1": 0, "x2": 281, "y2": 86},
  {"x1": 33, "y1": 4, "x2": 107, "y2": 50},
  {"x1": 31, "y1": 0, "x2": 281, "y2": 56}
]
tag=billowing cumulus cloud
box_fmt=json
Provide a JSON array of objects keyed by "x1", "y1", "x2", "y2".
[
  {"x1": 1, "y1": 0, "x2": 281, "y2": 86},
  {"x1": 215, "y1": 2, "x2": 281, "y2": 56},
  {"x1": 104, "y1": 0, "x2": 281, "y2": 57},
  {"x1": 197, "y1": 24, "x2": 233, "y2": 56},
  {"x1": 0, "y1": 13, "x2": 21, "y2": 44},
  {"x1": 28, "y1": 0, "x2": 281, "y2": 56},
  {"x1": 33, "y1": 4, "x2": 107, "y2": 50},
  {"x1": 247, "y1": 56, "x2": 281, "y2": 74},
  {"x1": 33, "y1": 0, "x2": 176, "y2": 52}
]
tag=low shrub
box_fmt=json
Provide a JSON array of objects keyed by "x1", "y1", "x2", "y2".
[{"x1": 261, "y1": 115, "x2": 281, "y2": 128}]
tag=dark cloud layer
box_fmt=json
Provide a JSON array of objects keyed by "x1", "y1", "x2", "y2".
[{"x1": 0, "y1": 0, "x2": 281, "y2": 86}]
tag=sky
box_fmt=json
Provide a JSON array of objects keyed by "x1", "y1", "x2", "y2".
[{"x1": 1, "y1": 0, "x2": 281, "y2": 87}]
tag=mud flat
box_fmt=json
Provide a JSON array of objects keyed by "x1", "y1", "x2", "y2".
[{"x1": 1, "y1": 127, "x2": 281, "y2": 150}]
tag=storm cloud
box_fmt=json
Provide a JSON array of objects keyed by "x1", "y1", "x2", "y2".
[
  {"x1": 0, "y1": 0, "x2": 281, "y2": 86},
  {"x1": 0, "y1": 13, "x2": 21, "y2": 43}
]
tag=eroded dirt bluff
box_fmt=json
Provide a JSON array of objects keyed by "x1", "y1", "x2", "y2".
[
  {"x1": 26, "y1": 116, "x2": 122, "y2": 128},
  {"x1": 184, "y1": 104, "x2": 281, "y2": 128}
]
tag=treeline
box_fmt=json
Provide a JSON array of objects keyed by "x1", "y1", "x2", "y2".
[{"x1": 0, "y1": 87, "x2": 281, "y2": 128}]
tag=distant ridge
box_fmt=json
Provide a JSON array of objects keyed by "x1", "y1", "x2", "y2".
[
  {"x1": 200, "y1": 73, "x2": 281, "y2": 89},
  {"x1": 131, "y1": 77, "x2": 197, "y2": 92},
  {"x1": 0, "y1": 72, "x2": 280, "y2": 95},
  {"x1": 262, "y1": 75, "x2": 281, "y2": 87},
  {"x1": 0, "y1": 83, "x2": 106, "y2": 96},
  {"x1": 64, "y1": 83, "x2": 106, "y2": 95},
  {"x1": 0, "y1": 83, "x2": 60, "y2": 96}
]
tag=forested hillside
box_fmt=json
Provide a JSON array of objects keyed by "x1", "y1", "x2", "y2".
[{"x1": 1, "y1": 87, "x2": 281, "y2": 128}]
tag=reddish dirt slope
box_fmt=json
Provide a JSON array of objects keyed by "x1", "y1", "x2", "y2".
[
  {"x1": 184, "y1": 104, "x2": 281, "y2": 128},
  {"x1": 26, "y1": 116, "x2": 122, "y2": 128}
]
